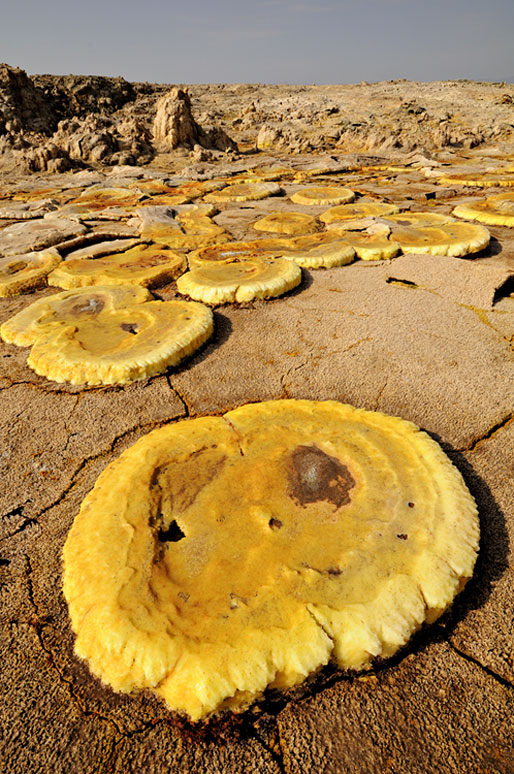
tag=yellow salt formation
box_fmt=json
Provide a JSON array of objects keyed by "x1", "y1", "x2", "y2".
[
  {"x1": 204, "y1": 182, "x2": 281, "y2": 203},
  {"x1": 274, "y1": 233, "x2": 356, "y2": 268},
  {"x1": 320, "y1": 201, "x2": 400, "y2": 225},
  {"x1": 48, "y1": 244, "x2": 187, "y2": 290},
  {"x1": 188, "y1": 239, "x2": 289, "y2": 267},
  {"x1": 391, "y1": 221, "x2": 490, "y2": 257},
  {"x1": 383, "y1": 212, "x2": 453, "y2": 227},
  {"x1": 28, "y1": 299, "x2": 213, "y2": 385},
  {"x1": 63, "y1": 400, "x2": 479, "y2": 721},
  {"x1": 253, "y1": 212, "x2": 320, "y2": 235},
  {"x1": 452, "y1": 192, "x2": 514, "y2": 227},
  {"x1": 437, "y1": 171, "x2": 514, "y2": 187},
  {"x1": 59, "y1": 187, "x2": 144, "y2": 218},
  {"x1": 189, "y1": 234, "x2": 355, "y2": 270},
  {"x1": 0, "y1": 285, "x2": 151, "y2": 346},
  {"x1": 176, "y1": 258, "x2": 301, "y2": 304},
  {"x1": 339, "y1": 233, "x2": 401, "y2": 261},
  {"x1": 0, "y1": 249, "x2": 62, "y2": 297},
  {"x1": 290, "y1": 187, "x2": 355, "y2": 206}
]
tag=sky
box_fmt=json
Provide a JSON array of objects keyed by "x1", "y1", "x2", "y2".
[{"x1": 1, "y1": 0, "x2": 514, "y2": 85}]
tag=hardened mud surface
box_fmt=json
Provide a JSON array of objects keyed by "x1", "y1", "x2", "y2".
[{"x1": 2, "y1": 108, "x2": 514, "y2": 772}]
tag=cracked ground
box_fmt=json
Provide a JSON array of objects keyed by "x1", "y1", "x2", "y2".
[{"x1": 1, "y1": 153, "x2": 514, "y2": 773}]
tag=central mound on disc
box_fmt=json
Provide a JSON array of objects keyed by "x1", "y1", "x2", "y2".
[{"x1": 63, "y1": 400, "x2": 479, "y2": 721}]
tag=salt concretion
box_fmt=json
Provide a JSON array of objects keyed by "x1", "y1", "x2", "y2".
[
  {"x1": 176, "y1": 258, "x2": 301, "y2": 304},
  {"x1": 28, "y1": 299, "x2": 213, "y2": 385},
  {"x1": 63, "y1": 400, "x2": 479, "y2": 721},
  {"x1": 0, "y1": 284, "x2": 151, "y2": 346}
]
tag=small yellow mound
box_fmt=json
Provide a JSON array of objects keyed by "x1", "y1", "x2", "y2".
[
  {"x1": 0, "y1": 285, "x2": 151, "y2": 347},
  {"x1": 0, "y1": 249, "x2": 62, "y2": 297},
  {"x1": 452, "y1": 193, "x2": 514, "y2": 227},
  {"x1": 28, "y1": 299, "x2": 213, "y2": 386},
  {"x1": 437, "y1": 172, "x2": 514, "y2": 188},
  {"x1": 62, "y1": 399, "x2": 478, "y2": 720},
  {"x1": 383, "y1": 212, "x2": 453, "y2": 227},
  {"x1": 253, "y1": 212, "x2": 320, "y2": 235},
  {"x1": 276, "y1": 233, "x2": 356, "y2": 268},
  {"x1": 226, "y1": 167, "x2": 293, "y2": 183},
  {"x1": 320, "y1": 201, "x2": 400, "y2": 224},
  {"x1": 204, "y1": 182, "x2": 281, "y2": 203},
  {"x1": 176, "y1": 258, "x2": 301, "y2": 304},
  {"x1": 290, "y1": 187, "x2": 355, "y2": 206},
  {"x1": 48, "y1": 244, "x2": 186, "y2": 290},
  {"x1": 189, "y1": 239, "x2": 288, "y2": 267},
  {"x1": 339, "y1": 233, "x2": 401, "y2": 261},
  {"x1": 392, "y1": 222, "x2": 490, "y2": 257}
]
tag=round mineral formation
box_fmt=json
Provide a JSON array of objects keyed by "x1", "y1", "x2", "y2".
[
  {"x1": 338, "y1": 232, "x2": 401, "y2": 261},
  {"x1": 320, "y1": 201, "x2": 400, "y2": 224},
  {"x1": 63, "y1": 400, "x2": 479, "y2": 721},
  {"x1": 28, "y1": 299, "x2": 213, "y2": 385},
  {"x1": 204, "y1": 182, "x2": 281, "y2": 203},
  {"x1": 0, "y1": 248, "x2": 62, "y2": 296},
  {"x1": 452, "y1": 193, "x2": 514, "y2": 227},
  {"x1": 48, "y1": 244, "x2": 187, "y2": 289},
  {"x1": 176, "y1": 258, "x2": 301, "y2": 304},
  {"x1": 253, "y1": 212, "x2": 320, "y2": 235},
  {"x1": 391, "y1": 222, "x2": 490, "y2": 257},
  {"x1": 437, "y1": 171, "x2": 514, "y2": 187},
  {"x1": 273, "y1": 232, "x2": 356, "y2": 268},
  {"x1": 188, "y1": 239, "x2": 290, "y2": 267},
  {"x1": 0, "y1": 285, "x2": 152, "y2": 346},
  {"x1": 290, "y1": 187, "x2": 355, "y2": 206}
]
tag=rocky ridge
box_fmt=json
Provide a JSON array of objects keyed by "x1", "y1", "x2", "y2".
[{"x1": 1, "y1": 66, "x2": 514, "y2": 176}]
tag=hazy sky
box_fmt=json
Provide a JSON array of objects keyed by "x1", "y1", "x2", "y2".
[{"x1": 2, "y1": 0, "x2": 514, "y2": 84}]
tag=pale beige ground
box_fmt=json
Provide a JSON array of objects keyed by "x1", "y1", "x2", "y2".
[{"x1": 1, "y1": 86, "x2": 514, "y2": 772}]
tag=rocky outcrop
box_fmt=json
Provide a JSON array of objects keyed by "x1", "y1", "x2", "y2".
[
  {"x1": 152, "y1": 88, "x2": 237, "y2": 152},
  {"x1": 0, "y1": 64, "x2": 55, "y2": 135}
]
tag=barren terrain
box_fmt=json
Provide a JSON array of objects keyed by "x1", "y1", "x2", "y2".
[{"x1": 1, "y1": 68, "x2": 513, "y2": 773}]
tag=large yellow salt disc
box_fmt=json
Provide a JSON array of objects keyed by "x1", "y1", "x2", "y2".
[
  {"x1": 276, "y1": 233, "x2": 356, "y2": 268},
  {"x1": 253, "y1": 212, "x2": 320, "y2": 235},
  {"x1": 290, "y1": 187, "x2": 355, "y2": 206},
  {"x1": 339, "y1": 233, "x2": 401, "y2": 261},
  {"x1": 60, "y1": 187, "x2": 143, "y2": 217},
  {"x1": 383, "y1": 212, "x2": 453, "y2": 227},
  {"x1": 0, "y1": 285, "x2": 151, "y2": 346},
  {"x1": 28, "y1": 299, "x2": 213, "y2": 386},
  {"x1": 176, "y1": 258, "x2": 301, "y2": 304},
  {"x1": 188, "y1": 239, "x2": 289, "y2": 267},
  {"x1": 453, "y1": 193, "x2": 514, "y2": 227},
  {"x1": 204, "y1": 182, "x2": 281, "y2": 203},
  {"x1": 0, "y1": 249, "x2": 62, "y2": 297},
  {"x1": 437, "y1": 172, "x2": 514, "y2": 188},
  {"x1": 392, "y1": 222, "x2": 490, "y2": 257},
  {"x1": 225, "y1": 167, "x2": 293, "y2": 183},
  {"x1": 48, "y1": 244, "x2": 186, "y2": 290},
  {"x1": 320, "y1": 201, "x2": 400, "y2": 224},
  {"x1": 62, "y1": 399, "x2": 479, "y2": 721}
]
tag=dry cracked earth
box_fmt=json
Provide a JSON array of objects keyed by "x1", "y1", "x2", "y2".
[{"x1": 1, "y1": 74, "x2": 514, "y2": 774}]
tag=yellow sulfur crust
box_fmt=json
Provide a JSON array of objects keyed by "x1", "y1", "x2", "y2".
[
  {"x1": 176, "y1": 258, "x2": 301, "y2": 304},
  {"x1": 0, "y1": 248, "x2": 62, "y2": 297},
  {"x1": 28, "y1": 299, "x2": 213, "y2": 385},
  {"x1": 0, "y1": 285, "x2": 152, "y2": 347},
  {"x1": 62, "y1": 400, "x2": 479, "y2": 721},
  {"x1": 48, "y1": 244, "x2": 187, "y2": 289}
]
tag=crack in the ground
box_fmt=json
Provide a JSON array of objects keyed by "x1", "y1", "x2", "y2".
[
  {"x1": 24, "y1": 553, "x2": 124, "y2": 735},
  {"x1": 374, "y1": 374, "x2": 389, "y2": 410},
  {"x1": 460, "y1": 412, "x2": 514, "y2": 452},
  {"x1": 166, "y1": 374, "x2": 192, "y2": 417},
  {"x1": 448, "y1": 640, "x2": 514, "y2": 691},
  {"x1": 0, "y1": 516, "x2": 38, "y2": 543}
]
